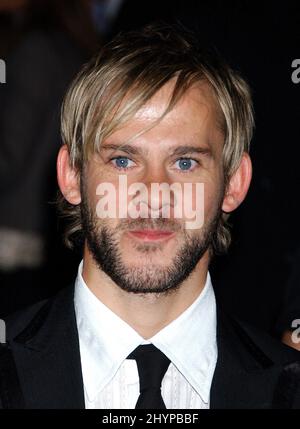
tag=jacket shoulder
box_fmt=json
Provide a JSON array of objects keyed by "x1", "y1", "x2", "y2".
[
  {"x1": 0, "y1": 285, "x2": 77, "y2": 409},
  {"x1": 4, "y1": 284, "x2": 74, "y2": 343},
  {"x1": 4, "y1": 299, "x2": 50, "y2": 342},
  {"x1": 232, "y1": 317, "x2": 300, "y2": 408}
]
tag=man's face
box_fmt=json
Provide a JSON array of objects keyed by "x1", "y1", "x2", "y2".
[{"x1": 80, "y1": 81, "x2": 225, "y2": 294}]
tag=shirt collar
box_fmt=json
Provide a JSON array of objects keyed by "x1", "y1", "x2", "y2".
[
  {"x1": 74, "y1": 260, "x2": 217, "y2": 404},
  {"x1": 150, "y1": 272, "x2": 217, "y2": 403}
]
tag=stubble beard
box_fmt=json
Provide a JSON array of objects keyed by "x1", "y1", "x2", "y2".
[{"x1": 80, "y1": 193, "x2": 223, "y2": 295}]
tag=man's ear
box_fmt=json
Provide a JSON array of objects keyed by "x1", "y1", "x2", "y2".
[
  {"x1": 57, "y1": 145, "x2": 81, "y2": 205},
  {"x1": 222, "y1": 152, "x2": 252, "y2": 213}
]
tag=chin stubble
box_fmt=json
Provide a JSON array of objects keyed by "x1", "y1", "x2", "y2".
[{"x1": 81, "y1": 195, "x2": 221, "y2": 295}]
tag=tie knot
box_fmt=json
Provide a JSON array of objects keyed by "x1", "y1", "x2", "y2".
[{"x1": 127, "y1": 344, "x2": 170, "y2": 392}]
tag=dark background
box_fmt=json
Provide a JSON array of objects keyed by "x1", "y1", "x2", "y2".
[{"x1": 0, "y1": 0, "x2": 299, "y2": 339}]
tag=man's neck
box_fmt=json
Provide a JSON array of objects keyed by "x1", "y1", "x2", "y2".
[{"x1": 81, "y1": 248, "x2": 210, "y2": 339}]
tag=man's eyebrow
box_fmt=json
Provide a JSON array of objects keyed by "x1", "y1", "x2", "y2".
[
  {"x1": 171, "y1": 146, "x2": 212, "y2": 157},
  {"x1": 100, "y1": 144, "x2": 146, "y2": 156},
  {"x1": 100, "y1": 143, "x2": 212, "y2": 157}
]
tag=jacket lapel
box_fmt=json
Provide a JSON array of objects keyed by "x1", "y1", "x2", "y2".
[
  {"x1": 210, "y1": 308, "x2": 300, "y2": 409},
  {"x1": 10, "y1": 285, "x2": 85, "y2": 409}
]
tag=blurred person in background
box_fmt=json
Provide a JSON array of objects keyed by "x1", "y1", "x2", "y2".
[{"x1": 0, "y1": 0, "x2": 103, "y2": 316}]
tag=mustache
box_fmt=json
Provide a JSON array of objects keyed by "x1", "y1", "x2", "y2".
[{"x1": 116, "y1": 217, "x2": 183, "y2": 233}]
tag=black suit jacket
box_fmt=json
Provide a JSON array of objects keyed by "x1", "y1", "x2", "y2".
[{"x1": 0, "y1": 284, "x2": 299, "y2": 409}]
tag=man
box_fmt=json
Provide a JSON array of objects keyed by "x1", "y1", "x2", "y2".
[{"x1": 0, "y1": 23, "x2": 299, "y2": 409}]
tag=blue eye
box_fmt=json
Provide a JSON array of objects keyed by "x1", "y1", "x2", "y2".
[
  {"x1": 175, "y1": 158, "x2": 198, "y2": 171},
  {"x1": 111, "y1": 156, "x2": 135, "y2": 169}
]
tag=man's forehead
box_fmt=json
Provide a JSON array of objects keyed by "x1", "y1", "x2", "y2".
[
  {"x1": 133, "y1": 79, "x2": 219, "y2": 122},
  {"x1": 98, "y1": 79, "x2": 224, "y2": 155}
]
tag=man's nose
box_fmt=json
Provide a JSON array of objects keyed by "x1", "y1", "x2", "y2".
[{"x1": 138, "y1": 167, "x2": 176, "y2": 215}]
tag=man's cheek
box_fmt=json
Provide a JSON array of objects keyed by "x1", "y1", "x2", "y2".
[
  {"x1": 95, "y1": 182, "x2": 117, "y2": 219},
  {"x1": 181, "y1": 183, "x2": 205, "y2": 230}
]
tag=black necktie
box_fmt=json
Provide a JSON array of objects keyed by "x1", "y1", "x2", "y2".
[{"x1": 127, "y1": 344, "x2": 171, "y2": 409}]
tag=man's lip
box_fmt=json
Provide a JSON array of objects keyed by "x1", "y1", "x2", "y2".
[{"x1": 127, "y1": 230, "x2": 176, "y2": 241}]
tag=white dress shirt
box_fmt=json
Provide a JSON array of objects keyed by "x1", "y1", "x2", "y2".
[{"x1": 74, "y1": 261, "x2": 218, "y2": 409}]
